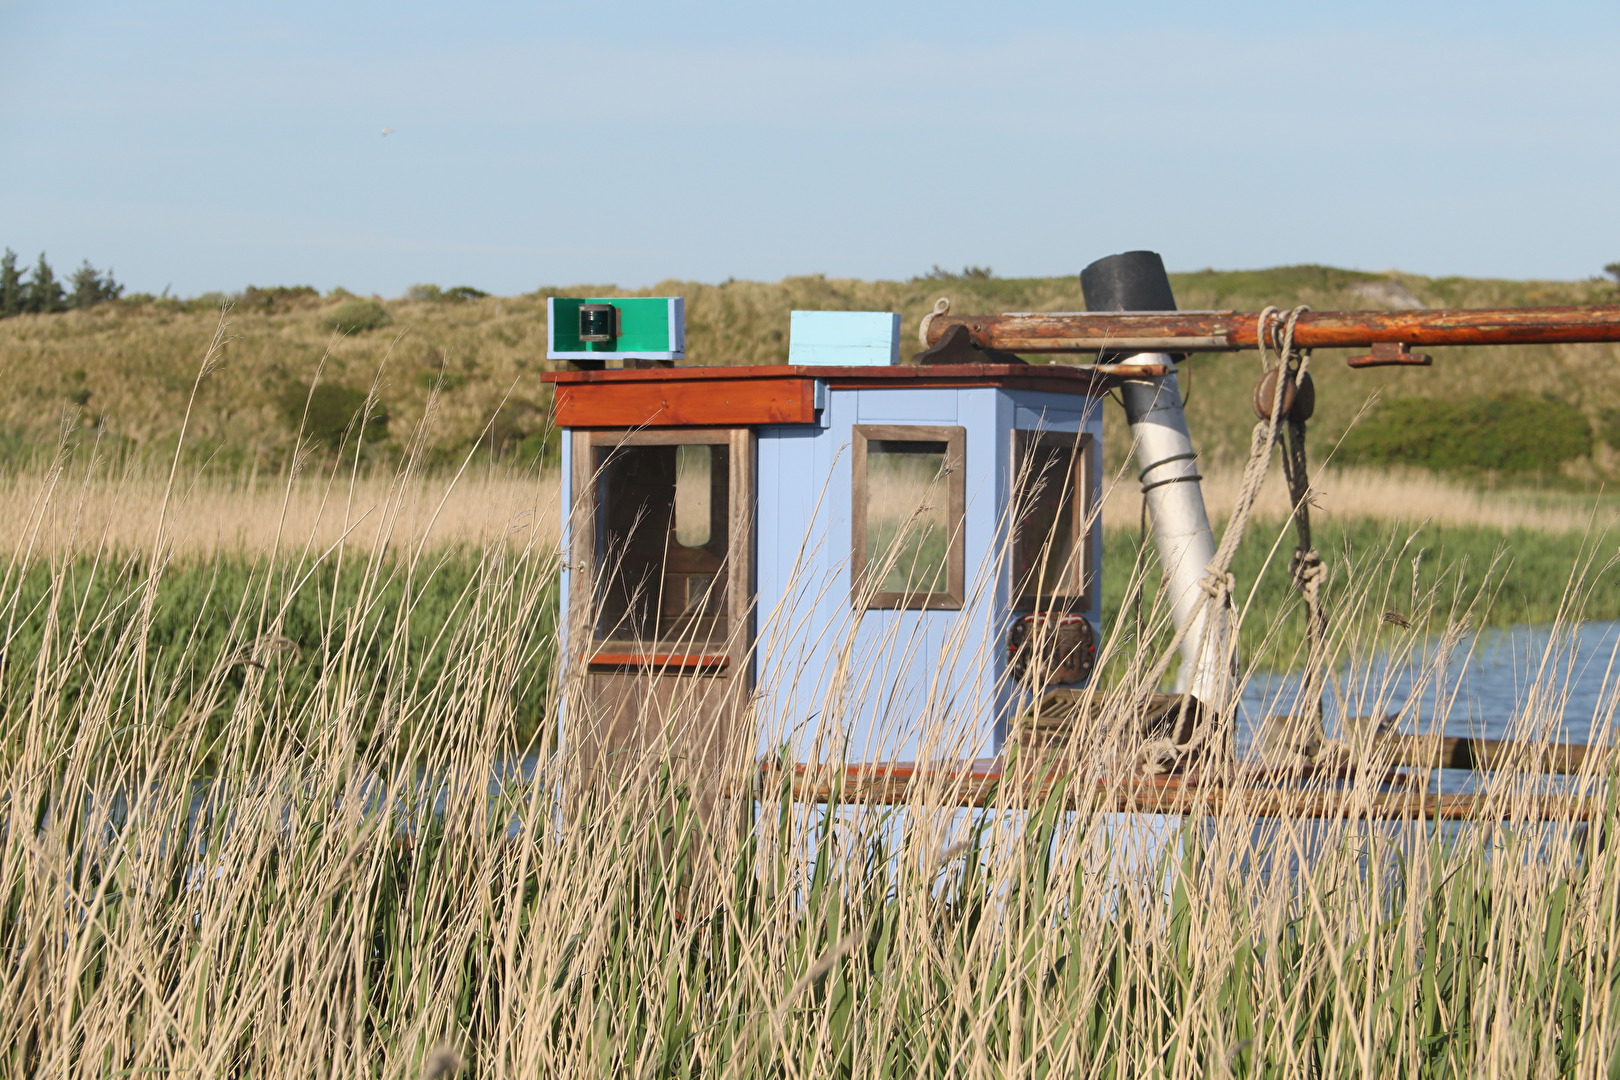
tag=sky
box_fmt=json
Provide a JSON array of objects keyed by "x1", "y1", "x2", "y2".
[{"x1": 3, "y1": 0, "x2": 1618, "y2": 297}]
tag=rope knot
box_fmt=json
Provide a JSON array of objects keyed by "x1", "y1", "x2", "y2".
[
  {"x1": 1290, "y1": 547, "x2": 1326, "y2": 586},
  {"x1": 1199, "y1": 569, "x2": 1236, "y2": 601}
]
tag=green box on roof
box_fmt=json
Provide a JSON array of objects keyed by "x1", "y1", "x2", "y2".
[{"x1": 547, "y1": 297, "x2": 686, "y2": 361}]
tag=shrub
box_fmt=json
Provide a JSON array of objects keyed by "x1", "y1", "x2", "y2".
[
  {"x1": 238, "y1": 285, "x2": 319, "y2": 313},
  {"x1": 1339, "y1": 393, "x2": 1592, "y2": 474},
  {"x1": 914, "y1": 265, "x2": 993, "y2": 282},
  {"x1": 1597, "y1": 407, "x2": 1620, "y2": 449},
  {"x1": 405, "y1": 283, "x2": 488, "y2": 303},
  {"x1": 279, "y1": 382, "x2": 389, "y2": 451},
  {"x1": 185, "y1": 291, "x2": 231, "y2": 313},
  {"x1": 323, "y1": 298, "x2": 393, "y2": 333}
]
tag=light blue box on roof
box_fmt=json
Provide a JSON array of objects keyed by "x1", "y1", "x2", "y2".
[{"x1": 788, "y1": 311, "x2": 901, "y2": 366}]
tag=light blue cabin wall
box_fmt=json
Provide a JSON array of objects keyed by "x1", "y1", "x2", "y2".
[{"x1": 756, "y1": 385, "x2": 1103, "y2": 765}]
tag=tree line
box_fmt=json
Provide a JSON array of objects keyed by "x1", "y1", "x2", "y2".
[{"x1": 1, "y1": 249, "x2": 123, "y2": 318}]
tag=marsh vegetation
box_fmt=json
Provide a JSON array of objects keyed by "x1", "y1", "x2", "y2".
[{"x1": 6, "y1": 288, "x2": 1620, "y2": 1076}]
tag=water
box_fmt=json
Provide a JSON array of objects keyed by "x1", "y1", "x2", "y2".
[
  {"x1": 1241, "y1": 619, "x2": 1620, "y2": 745},
  {"x1": 1238, "y1": 618, "x2": 1620, "y2": 799}
]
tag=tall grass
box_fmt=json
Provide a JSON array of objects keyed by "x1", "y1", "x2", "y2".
[{"x1": 6, "y1": 347, "x2": 1620, "y2": 1077}]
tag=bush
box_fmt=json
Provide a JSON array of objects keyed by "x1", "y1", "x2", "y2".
[
  {"x1": 1340, "y1": 393, "x2": 1592, "y2": 475},
  {"x1": 238, "y1": 285, "x2": 319, "y2": 313},
  {"x1": 323, "y1": 298, "x2": 392, "y2": 333},
  {"x1": 185, "y1": 291, "x2": 231, "y2": 313},
  {"x1": 279, "y1": 382, "x2": 389, "y2": 451},
  {"x1": 405, "y1": 283, "x2": 488, "y2": 303},
  {"x1": 1597, "y1": 407, "x2": 1620, "y2": 449}
]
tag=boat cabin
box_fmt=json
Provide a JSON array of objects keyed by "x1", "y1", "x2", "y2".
[{"x1": 542, "y1": 302, "x2": 1117, "y2": 774}]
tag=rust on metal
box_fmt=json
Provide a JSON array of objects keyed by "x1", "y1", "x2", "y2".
[
  {"x1": 1346, "y1": 341, "x2": 1434, "y2": 369},
  {"x1": 920, "y1": 305, "x2": 1620, "y2": 357}
]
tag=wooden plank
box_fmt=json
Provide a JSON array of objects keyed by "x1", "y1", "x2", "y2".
[
  {"x1": 758, "y1": 762, "x2": 1604, "y2": 822},
  {"x1": 1370, "y1": 733, "x2": 1605, "y2": 774},
  {"x1": 543, "y1": 363, "x2": 1159, "y2": 397},
  {"x1": 925, "y1": 306, "x2": 1620, "y2": 354},
  {"x1": 587, "y1": 652, "x2": 731, "y2": 670},
  {"x1": 553, "y1": 376, "x2": 816, "y2": 427}
]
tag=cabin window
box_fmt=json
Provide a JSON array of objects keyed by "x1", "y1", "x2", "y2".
[
  {"x1": 591, "y1": 435, "x2": 731, "y2": 646},
  {"x1": 1011, "y1": 430, "x2": 1093, "y2": 609},
  {"x1": 851, "y1": 425, "x2": 966, "y2": 610}
]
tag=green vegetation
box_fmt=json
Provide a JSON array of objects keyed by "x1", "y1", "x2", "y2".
[
  {"x1": 406, "y1": 283, "x2": 491, "y2": 303},
  {"x1": 4, "y1": 520, "x2": 1618, "y2": 1075},
  {"x1": 2, "y1": 266, "x2": 1618, "y2": 481},
  {"x1": 322, "y1": 297, "x2": 394, "y2": 333},
  {"x1": 1339, "y1": 394, "x2": 1593, "y2": 475},
  {"x1": 0, "y1": 247, "x2": 122, "y2": 317},
  {"x1": 0, "y1": 552, "x2": 557, "y2": 755},
  {"x1": 277, "y1": 381, "x2": 391, "y2": 451},
  {"x1": 1102, "y1": 517, "x2": 1620, "y2": 672}
]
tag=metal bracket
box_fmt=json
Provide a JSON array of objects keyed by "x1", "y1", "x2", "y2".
[{"x1": 1347, "y1": 341, "x2": 1433, "y2": 369}]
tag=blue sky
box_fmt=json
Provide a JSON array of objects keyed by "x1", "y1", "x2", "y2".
[{"x1": 3, "y1": 1, "x2": 1618, "y2": 296}]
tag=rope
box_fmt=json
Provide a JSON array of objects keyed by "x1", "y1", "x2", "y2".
[
  {"x1": 1281, "y1": 408, "x2": 1328, "y2": 732},
  {"x1": 1135, "y1": 305, "x2": 1313, "y2": 772}
]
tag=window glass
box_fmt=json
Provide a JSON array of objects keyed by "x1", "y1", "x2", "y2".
[
  {"x1": 593, "y1": 442, "x2": 729, "y2": 644},
  {"x1": 674, "y1": 444, "x2": 713, "y2": 548},
  {"x1": 1012, "y1": 433, "x2": 1087, "y2": 605},
  {"x1": 863, "y1": 439, "x2": 951, "y2": 596}
]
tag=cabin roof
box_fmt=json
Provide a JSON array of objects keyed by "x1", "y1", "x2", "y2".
[{"x1": 542, "y1": 362, "x2": 1166, "y2": 428}]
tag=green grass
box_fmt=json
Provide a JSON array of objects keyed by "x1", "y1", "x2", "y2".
[
  {"x1": 0, "y1": 515, "x2": 1605, "y2": 761},
  {"x1": 1101, "y1": 519, "x2": 1620, "y2": 672},
  {"x1": 0, "y1": 550, "x2": 558, "y2": 756}
]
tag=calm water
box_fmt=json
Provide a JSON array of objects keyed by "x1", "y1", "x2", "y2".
[{"x1": 1241, "y1": 619, "x2": 1620, "y2": 746}]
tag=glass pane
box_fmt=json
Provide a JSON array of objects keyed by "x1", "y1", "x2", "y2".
[
  {"x1": 1013, "y1": 435, "x2": 1081, "y2": 601},
  {"x1": 593, "y1": 442, "x2": 729, "y2": 644},
  {"x1": 864, "y1": 439, "x2": 950, "y2": 595},
  {"x1": 674, "y1": 445, "x2": 713, "y2": 548}
]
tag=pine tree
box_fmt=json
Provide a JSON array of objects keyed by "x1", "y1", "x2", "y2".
[
  {"x1": 69, "y1": 260, "x2": 121, "y2": 308},
  {"x1": 70, "y1": 260, "x2": 101, "y2": 309},
  {"x1": 26, "y1": 253, "x2": 63, "y2": 314},
  {"x1": 0, "y1": 250, "x2": 20, "y2": 318}
]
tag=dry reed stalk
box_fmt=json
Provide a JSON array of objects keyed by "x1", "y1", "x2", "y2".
[
  {"x1": 4, "y1": 343, "x2": 1620, "y2": 1078},
  {"x1": 0, "y1": 458, "x2": 1599, "y2": 563},
  {"x1": 0, "y1": 464, "x2": 560, "y2": 557}
]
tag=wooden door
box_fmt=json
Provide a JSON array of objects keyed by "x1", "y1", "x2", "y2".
[{"x1": 566, "y1": 427, "x2": 756, "y2": 801}]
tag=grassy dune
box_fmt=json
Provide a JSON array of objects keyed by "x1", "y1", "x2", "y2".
[{"x1": 1, "y1": 267, "x2": 1617, "y2": 476}]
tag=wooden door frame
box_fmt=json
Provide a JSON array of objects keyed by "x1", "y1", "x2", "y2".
[{"x1": 569, "y1": 427, "x2": 756, "y2": 681}]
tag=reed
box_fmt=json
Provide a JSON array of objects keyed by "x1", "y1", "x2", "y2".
[{"x1": 4, "y1": 341, "x2": 1620, "y2": 1078}]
